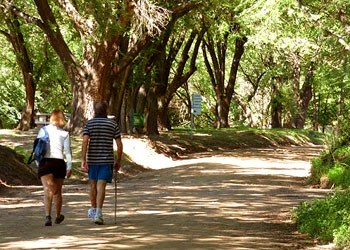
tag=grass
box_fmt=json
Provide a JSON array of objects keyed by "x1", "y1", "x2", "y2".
[{"x1": 147, "y1": 127, "x2": 326, "y2": 158}]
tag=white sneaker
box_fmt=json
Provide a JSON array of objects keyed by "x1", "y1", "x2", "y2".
[
  {"x1": 87, "y1": 208, "x2": 96, "y2": 221},
  {"x1": 94, "y1": 214, "x2": 104, "y2": 225}
]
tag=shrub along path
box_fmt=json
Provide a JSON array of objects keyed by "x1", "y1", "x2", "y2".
[{"x1": 0, "y1": 144, "x2": 330, "y2": 249}]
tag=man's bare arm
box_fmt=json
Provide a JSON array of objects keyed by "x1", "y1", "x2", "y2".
[
  {"x1": 81, "y1": 135, "x2": 90, "y2": 172},
  {"x1": 114, "y1": 137, "x2": 123, "y2": 171}
]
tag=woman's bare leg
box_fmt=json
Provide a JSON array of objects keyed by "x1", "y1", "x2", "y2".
[
  {"x1": 40, "y1": 174, "x2": 55, "y2": 217},
  {"x1": 53, "y1": 178, "x2": 64, "y2": 217}
]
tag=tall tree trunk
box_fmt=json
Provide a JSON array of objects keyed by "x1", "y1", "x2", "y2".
[
  {"x1": 18, "y1": 74, "x2": 36, "y2": 130},
  {"x1": 321, "y1": 93, "x2": 330, "y2": 133},
  {"x1": 157, "y1": 29, "x2": 205, "y2": 130},
  {"x1": 157, "y1": 99, "x2": 172, "y2": 130},
  {"x1": 270, "y1": 78, "x2": 282, "y2": 128},
  {"x1": 293, "y1": 63, "x2": 314, "y2": 128},
  {"x1": 312, "y1": 88, "x2": 319, "y2": 131},
  {"x1": 69, "y1": 69, "x2": 94, "y2": 133},
  {"x1": 145, "y1": 86, "x2": 159, "y2": 135},
  {"x1": 203, "y1": 31, "x2": 247, "y2": 128},
  {"x1": 109, "y1": 65, "x2": 132, "y2": 122},
  {"x1": 1, "y1": 14, "x2": 36, "y2": 130},
  {"x1": 120, "y1": 96, "x2": 127, "y2": 133}
]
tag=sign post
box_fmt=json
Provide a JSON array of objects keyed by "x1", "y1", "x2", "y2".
[{"x1": 191, "y1": 94, "x2": 202, "y2": 138}]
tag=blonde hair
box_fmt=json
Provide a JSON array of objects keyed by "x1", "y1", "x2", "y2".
[{"x1": 50, "y1": 110, "x2": 66, "y2": 128}]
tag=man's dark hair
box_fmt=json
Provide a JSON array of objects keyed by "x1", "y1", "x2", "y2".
[{"x1": 94, "y1": 101, "x2": 107, "y2": 116}]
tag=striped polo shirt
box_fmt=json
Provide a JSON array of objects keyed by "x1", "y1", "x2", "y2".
[{"x1": 83, "y1": 116, "x2": 121, "y2": 165}]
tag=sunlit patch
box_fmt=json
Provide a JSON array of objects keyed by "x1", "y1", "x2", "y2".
[
  {"x1": 168, "y1": 186, "x2": 196, "y2": 190},
  {"x1": 136, "y1": 210, "x2": 164, "y2": 214},
  {"x1": 0, "y1": 203, "x2": 41, "y2": 209},
  {"x1": 5, "y1": 236, "x2": 106, "y2": 249}
]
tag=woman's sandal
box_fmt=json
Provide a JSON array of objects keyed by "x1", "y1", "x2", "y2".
[
  {"x1": 55, "y1": 214, "x2": 65, "y2": 224},
  {"x1": 45, "y1": 216, "x2": 52, "y2": 226}
]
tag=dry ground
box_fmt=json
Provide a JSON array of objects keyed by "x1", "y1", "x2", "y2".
[{"x1": 0, "y1": 130, "x2": 333, "y2": 249}]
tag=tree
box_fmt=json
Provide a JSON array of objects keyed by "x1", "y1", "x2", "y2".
[
  {"x1": 202, "y1": 25, "x2": 247, "y2": 128},
  {"x1": 150, "y1": 25, "x2": 206, "y2": 131},
  {"x1": 0, "y1": 8, "x2": 37, "y2": 130},
  {"x1": 1, "y1": 0, "x2": 171, "y2": 133}
]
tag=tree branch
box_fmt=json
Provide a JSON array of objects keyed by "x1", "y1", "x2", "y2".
[
  {"x1": 202, "y1": 41, "x2": 216, "y2": 88},
  {"x1": 57, "y1": 0, "x2": 94, "y2": 38},
  {"x1": 1, "y1": 1, "x2": 45, "y2": 29},
  {"x1": 114, "y1": 33, "x2": 151, "y2": 77},
  {"x1": 297, "y1": 0, "x2": 350, "y2": 51},
  {"x1": 33, "y1": 0, "x2": 77, "y2": 67},
  {"x1": 0, "y1": 30, "x2": 11, "y2": 41}
]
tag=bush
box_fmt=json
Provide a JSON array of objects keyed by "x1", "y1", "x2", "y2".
[
  {"x1": 334, "y1": 220, "x2": 350, "y2": 249},
  {"x1": 293, "y1": 191, "x2": 350, "y2": 246},
  {"x1": 328, "y1": 163, "x2": 350, "y2": 188},
  {"x1": 309, "y1": 145, "x2": 350, "y2": 188}
]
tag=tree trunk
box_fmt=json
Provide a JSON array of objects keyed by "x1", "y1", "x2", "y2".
[
  {"x1": 203, "y1": 31, "x2": 247, "y2": 128},
  {"x1": 69, "y1": 71, "x2": 95, "y2": 133},
  {"x1": 312, "y1": 91, "x2": 319, "y2": 131},
  {"x1": 215, "y1": 96, "x2": 231, "y2": 128},
  {"x1": 134, "y1": 85, "x2": 148, "y2": 134},
  {"x1": 145, "y1": 86, "x2": 159, "y2": 135},
  {"x1": 321, "y1": 93, "x2": 330, "y2": 133},
  {"x1": 120, "y1": 96, "x2": 127, "y2": 133},
  {"x1": 17, "y1": 74, "x2": 36, "y2": 130},
  {"x1": 158, "y1": 98, "x2": 171, "y2": 130},
  {"x1": 293, "y1": 63, "x2": 314, "y2": 128},
  {"x1": 270, "y1": 79, "x2": 282, "y2": 128},
  {"x1": 1, "y1": 14, "x2": 36, "y2": 130},
  {"x1": 109, "y1": 65, "x2": 132, "y2": 122}
]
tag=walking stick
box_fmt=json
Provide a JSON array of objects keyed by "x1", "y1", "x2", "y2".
[{"x1": 114, "y1": 171, "x2": 117, "y2": 225}]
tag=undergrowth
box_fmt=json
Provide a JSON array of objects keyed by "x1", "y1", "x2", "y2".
[
  {"x1": 296, "y1": 125, "x2": 350, "y2": 248},
  {"x1": 292, "y1": 191, "x2": 350, "y2": 248}
]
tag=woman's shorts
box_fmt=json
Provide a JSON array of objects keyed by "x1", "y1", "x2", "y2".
[
  {"x1": 88, "y1": 164, "x2": 113, "y2": 183},
  {"x1": 38, "y1": 158, "x2": 67, "y2": 179}
]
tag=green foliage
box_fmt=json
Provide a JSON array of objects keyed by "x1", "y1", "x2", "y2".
[
  {"x1": 0, "y1": 37, "x2": 24, "y2": 128},
  {"x1": 0, "y1": 79, "x2": 24, "y2": 128},
  {"x1": 328, "y1": 163, "x2": 350, "y2": 188},
  {"x1": 309, "y1": 145, "x2": 350, "y2": 188},
  {"x1": 292, "y1": 191, "x2": 350, "y2": 247},
  {"x1": 0, "y1": 0, "x2": 349, "y2": 135},
  {"x1": 334, "y1": 218, "x2": 350, "y2": 249},
  {"x1": 309, "y1": 157, "x2": 326, "y2": 183}
]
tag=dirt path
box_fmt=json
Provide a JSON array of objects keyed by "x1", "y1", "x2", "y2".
[{"x1": 0, "y1": 146, "x2": 330, "y2": 250}]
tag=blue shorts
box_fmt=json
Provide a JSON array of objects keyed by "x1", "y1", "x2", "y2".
[{"x1": 88, "y1": 164, "x2": 113, "y2": 183}]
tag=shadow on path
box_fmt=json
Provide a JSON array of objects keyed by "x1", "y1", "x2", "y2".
[{"x1": 0, "y1": 146, "x2": 328, "y2": 249}]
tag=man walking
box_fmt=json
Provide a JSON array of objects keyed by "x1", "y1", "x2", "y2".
[{"x1": 81, "y1": 101, "x2": 123, "y2": 225}]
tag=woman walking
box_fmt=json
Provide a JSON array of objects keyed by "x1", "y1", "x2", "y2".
[{"x1": 37, "y1": 110, "x2": 72, "y2": 226}]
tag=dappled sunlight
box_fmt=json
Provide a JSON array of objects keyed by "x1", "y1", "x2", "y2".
[
  {"x1": 0, "y1": 129, "x2": 38, "y2": 150},
  {"x1": 0, "y1": 129, "x2": 37, "y2": 136},
  {"x1": 0, "y1": 202, "x2": 42, "y2": 209},
  {"x1": 4, "y1": 236, "x2": 107, "y2": 249},
  {"x1": 0, "y1": 146, "x2": 329, "y2": 249}
]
